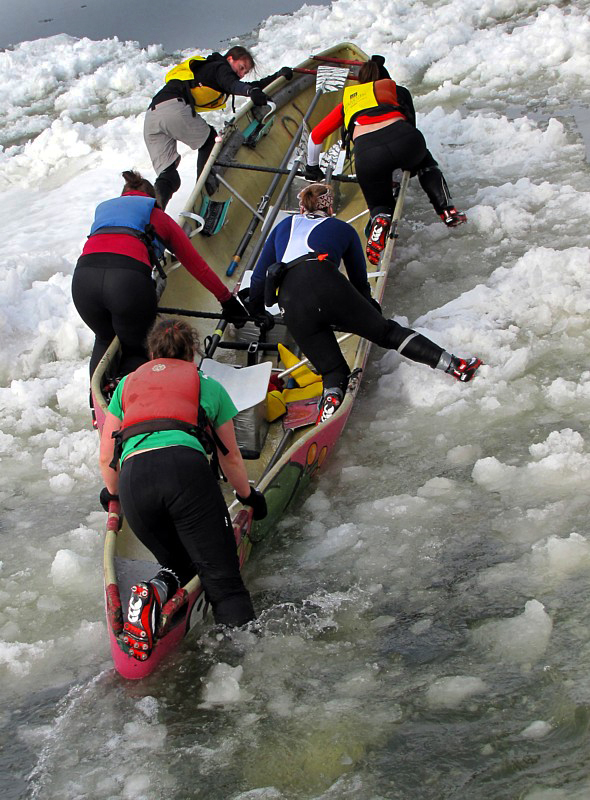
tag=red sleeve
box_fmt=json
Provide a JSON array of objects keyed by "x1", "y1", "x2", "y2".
[
  {"x1": 151, "y1": 208, "x2": 232, "y2": 303},
  {"x1": 311, "y1": 103, "x2": 345, "y2": 144}
]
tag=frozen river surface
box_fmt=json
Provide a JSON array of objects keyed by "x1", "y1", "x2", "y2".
[{"x1": 1, "y1": 1, "x2": 590, "y2": 798}]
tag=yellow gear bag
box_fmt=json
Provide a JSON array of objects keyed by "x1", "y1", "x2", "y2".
[
  {"x1": 282, "y1": 384, "x2": 323, "y2": 403},
  {"x1": 266, "y1": 390, "x2": 287, "y2": 422}
]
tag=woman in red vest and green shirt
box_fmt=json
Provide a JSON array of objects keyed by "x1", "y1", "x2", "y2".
[{"x1": 99, "y1": 318, "x2": 266, "y2": 660}]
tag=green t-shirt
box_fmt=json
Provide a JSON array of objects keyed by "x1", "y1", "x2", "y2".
[{"x1": 108, "y1": 369, "x2": 238, "y2": 463}]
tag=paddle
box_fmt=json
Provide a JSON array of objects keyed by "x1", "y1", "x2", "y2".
[{"x1": 225, "y1": 65, "x2": 349, "y2": 278}]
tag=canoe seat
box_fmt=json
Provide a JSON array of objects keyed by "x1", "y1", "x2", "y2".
[{"x1": 200, "y1": 358, "x2": 272, "y2": 459}]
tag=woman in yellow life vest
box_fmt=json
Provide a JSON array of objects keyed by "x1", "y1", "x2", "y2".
[
  {"x1": 306, "y1": 55, "x2": 466, "y2": 265},
  {"x1": 144, "y1": 45, "x2": 293, "y2": 209}
]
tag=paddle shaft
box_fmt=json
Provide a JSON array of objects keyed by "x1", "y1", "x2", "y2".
[
  {"x1": 277, "y1": 333, "x2": 353, "y2": 380},
  {"x1": 226, "y1": 75, "x2": 340, "y2": 278},
  {"x1": 157, "y1": 305, "x2": 287, "y2": 325},
  {"x1": 213, "y1": 159, "x2": 358, "y2": 182}
]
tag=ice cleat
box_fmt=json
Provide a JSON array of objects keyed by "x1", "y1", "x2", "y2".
[
  {"x1": 446, "y1": 356, "x2": 482, "y2": 383},
  {"x1": 123, "y1": 582, "x2": 160, "y2": 660},
  {"x1": 316, "y1": 388, "x2": 343, "y2": 425},
  {"x1": 440, "y1": 206, "x2": 467, "y2": 227},
  {"x1": 366, "y1": 213, "x2": 392, "y2": 265}
]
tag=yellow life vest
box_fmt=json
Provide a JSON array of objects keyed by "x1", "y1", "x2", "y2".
[
  {"x1": 165, "y1": 56, "x2": 227, "y2": 112},
  {"x1": 342, "y1": 82, "x2": 380, "y2": 129}
]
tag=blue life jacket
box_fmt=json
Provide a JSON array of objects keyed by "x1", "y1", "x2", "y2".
[{"x1": 89, "y1": 195, "x2": 166, "y2": 265}]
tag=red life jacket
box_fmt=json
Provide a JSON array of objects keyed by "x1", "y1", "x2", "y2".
[
  {"x1": 121, "y1": 358, "x2": 200, "y2": 429},
  {"x1": 111, "y1": 359, "x2": 228, "y2": 467}
]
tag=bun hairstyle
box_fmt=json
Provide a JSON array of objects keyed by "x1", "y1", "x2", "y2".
[
  {"x1": 358, "y1": 55, "x2": 391, "y2": 84},
  {"x1": 297, "y1": 183, "x2": 334, "y2": 213},
  {"x1": 121, "y1": 169, "x2": 156, "y2": 197},
  {"x1": 146, "y1": 318, "x2": 201, "y2": 362}
]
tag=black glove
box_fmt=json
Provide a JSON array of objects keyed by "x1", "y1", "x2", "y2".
[
  {"x1": 304, "y1": 163, "x2": 325, "y2": 182},
  {"x1": 236, "y1": 487, "x2": 268, "y2": 520},
  {"x1": 237, "y1": 286, "x2": 250, "y2": 304},
  {"x1": 253, "y1": 310, "x2": 275, "y2": 332},
  {"x1": 278, "y1": 66, "x2": 293, "y2": 81},
  {"x1": 250, "y1": 87, "x2": 270, "y2": 107},
  {"x1": 100, "y1": 487, "x2": 119, "y2": 512},
  {"x1": 221, "y1": 296, "x2": 249, "y2": 328}
]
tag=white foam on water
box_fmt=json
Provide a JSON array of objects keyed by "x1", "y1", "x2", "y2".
[
  {"x1": 471, "y1": 599, "x2": 553, "y2": 666},
  {"x1": 426, "y1": 676, "x2": 488, "y2": 709},
  {"x1": 520, "y1": 720, "x2": 553, "y2": 739},
  {"x1": 200, "y1": 662, "x2": 247, "y2": 707},
  {"x1": 2, "y1": 0, "x2": 590, "y2": 797}
]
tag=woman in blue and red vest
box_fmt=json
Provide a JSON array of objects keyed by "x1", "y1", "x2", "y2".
[
  {"x1": 306, "y1": 55, "x2": 466, "y2": 264},
  {"x1": 99, "y1": 318, "x2": 266, "y2": 660},
  {"x1": 72, "y1": 169, "x2": 247, "y2": 381}
]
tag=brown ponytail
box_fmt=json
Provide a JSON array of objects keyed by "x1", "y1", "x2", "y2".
[
  {"x1": 146, "y1": 318, "x2": 201, "y2": 362},
  {"x1": 121, "y1": 170, "x2": 156, "y2": 197},
  {"x1": 358, "y1": 61, "x2": 380, "y2": 84}
]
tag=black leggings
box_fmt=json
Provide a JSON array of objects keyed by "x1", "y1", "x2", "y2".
[
  {"x1": 279, "y1": 261, "x2": 444, "y2": 392},
  {"x1": 71, "y1": 253, "x2": 158, "y2": 379},
  {"x1": 354, "y1": 122, "x2": 451, "y2": 216},
  {"x1": 119, "y1": 446, "x2": 254, "y2": 627}
]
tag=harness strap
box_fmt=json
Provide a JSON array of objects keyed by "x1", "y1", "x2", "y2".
[
  {"x1": 110, "y1": 416, "x2": 229, "y2": 470},
  {"x1": 88, "y1": 225, "x2": 166, "y2": 278},
  {"x1": 264, "y1": 253, "x2": 337, "y2": 307}
]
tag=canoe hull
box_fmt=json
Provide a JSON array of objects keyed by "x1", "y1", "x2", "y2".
[{"x1": 92, "y1": 42, "x2": 408, "y2": 679}]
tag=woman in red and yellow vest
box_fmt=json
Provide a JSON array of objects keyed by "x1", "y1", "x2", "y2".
[
  {"x1": 306, "y1": 55, "x2": 466, "y2": 264},
  {"x1": 99, "y1": 318, "x2": 267, "y2": 660}
]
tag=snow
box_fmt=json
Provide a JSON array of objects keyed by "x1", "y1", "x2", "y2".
[{"x1": 2, "y1": 0, "x2": 590, "y2": 797}]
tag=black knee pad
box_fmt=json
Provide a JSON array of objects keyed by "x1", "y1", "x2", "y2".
[
  {"x1": 417, "y1": 166, "x2": 451, "y2": 214},
  {"x1": 156, "y1": 162, "x2": 181, "y2": 193}
]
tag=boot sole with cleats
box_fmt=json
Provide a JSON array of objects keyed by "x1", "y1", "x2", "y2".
[{"x1": 123, "y1": 582, "x2": 159, "y2": 660}]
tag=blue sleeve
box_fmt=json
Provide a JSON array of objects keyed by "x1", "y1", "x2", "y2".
[
  {"x1": 306, "y1": 218, "x2": 369, "y2": 295},
  {"x1": 250, "y1": 217, "x2": 293, "y2": 305},
  {"x1": 249, "y1": 226, "x2": 278, "y2": 307},
  {"x1": 340, "y1": 223, "x2": 370, "y2": 295}
]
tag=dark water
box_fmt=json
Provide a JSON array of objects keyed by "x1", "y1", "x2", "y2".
[{"x1": 0, "y1": 0, "x2": 330, "y2": 52}]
